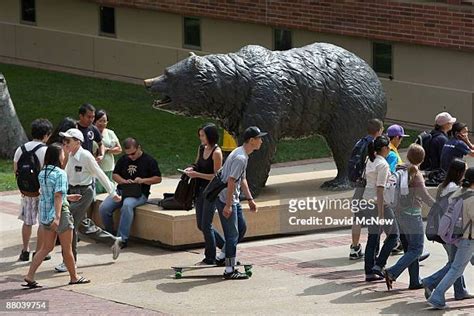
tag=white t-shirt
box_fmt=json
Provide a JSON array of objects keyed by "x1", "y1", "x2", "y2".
[
  {"x1": 13, "y1": 140, "x2": 47, "y2": 167},
  {"x1": 363, "y1": 155, "x2": 390, "y2": 201}
]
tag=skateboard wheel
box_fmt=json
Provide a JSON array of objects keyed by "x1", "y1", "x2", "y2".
[
  {"x1": 246, "y1": 270, "x2": 252, "y2": 278},
  {"x1": 175, "y1": 272, "x2": 182, "y2": 279}
]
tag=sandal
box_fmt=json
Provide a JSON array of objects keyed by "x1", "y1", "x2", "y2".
[
  {"x1": 383, "y1": 270, "x2": 394, "y2": 291},
  {"x1": 68, "y1": 276, "x2": 91, "y2": 285},
  {"x1": 21, "y1": 278, "x2": 42, "y2": 289}
]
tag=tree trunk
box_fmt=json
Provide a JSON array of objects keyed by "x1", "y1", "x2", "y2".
[{"x1": 0, "y1": 74, "x2": 28, "y2": 159}]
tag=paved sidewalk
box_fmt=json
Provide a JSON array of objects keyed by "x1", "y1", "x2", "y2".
[{"x1": 1, "y1": 159, "x2": 474, "y2": 315}]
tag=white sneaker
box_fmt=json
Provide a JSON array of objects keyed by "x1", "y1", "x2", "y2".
[
  {"x1": 111, "y1": 237, "x2": 122, "y2": 260},
  {"x1": 54, "y1": 262, "x2": 68, "y2": 273}
]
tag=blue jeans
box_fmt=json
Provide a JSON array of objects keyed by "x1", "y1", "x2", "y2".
[
  {"x1": 195, "y1": 188, "x2": 225, "y2": 261},
  {"x1": 99, "y1": 193, "x2": 148, "y2": 243},
  {"x1": 216, "y1": 199, "x2": 247, "y2": 266},
  {"x1": 423, "y1": 243, "x2": 470, "y2": 299},
  {"x1": 386, "y1": 213, "x2": 424, "y2": 287},
  {"x1": 429, "y1": 239, "x2": 474, "y2": 306},
  {"x1": 364, "y1": 205, "x2": 399, "y2": 275}
]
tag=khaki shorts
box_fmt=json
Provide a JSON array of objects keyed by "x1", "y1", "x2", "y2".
[{"x1": 41, "y1": 210, "x2": 74, "y2": 234}]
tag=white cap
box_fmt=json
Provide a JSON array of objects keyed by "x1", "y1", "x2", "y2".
[
  {"x1": 435, "y1": 112, "x2": 456, "y2": 126},
  {"x1": 59, "y1": 128, "x2": 84, "y2": 142}
]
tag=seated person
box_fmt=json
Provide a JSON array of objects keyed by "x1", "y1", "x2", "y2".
[
  {"x1": 440, "y1": 122, "x2": 474, "y2": 172},
  {"x1": 99, "y1": 138, "x2": 161, "y2": 258}
]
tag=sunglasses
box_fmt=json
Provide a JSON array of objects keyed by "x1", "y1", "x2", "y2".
[{"x1": 127, "y1": 150, "x2": 138, "y2": 157}]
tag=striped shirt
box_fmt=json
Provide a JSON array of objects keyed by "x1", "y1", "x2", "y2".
[{"x1": 38, "y1": 165, "x2": 68, "y2": 225}]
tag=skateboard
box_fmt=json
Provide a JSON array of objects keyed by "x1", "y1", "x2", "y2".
[{"x1": 172, "y1": 264, "x2": 253, "y2": 279}]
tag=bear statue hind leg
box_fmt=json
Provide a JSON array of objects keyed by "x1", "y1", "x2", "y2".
[{"x1": 321, "y1": 177, "x2": 353, "y2": 191}]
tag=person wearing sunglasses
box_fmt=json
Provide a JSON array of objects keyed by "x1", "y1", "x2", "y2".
[{"x1": 99, "y1": 137, "x2": 162, "y2": 258}]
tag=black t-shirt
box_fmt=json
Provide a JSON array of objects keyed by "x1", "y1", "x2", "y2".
[
  {"x1": 78, "y1": 124, "x2": 102, "y2": 154},
  {"x1": 114, "y1": 152, "x2": 161, "y2": 197}
]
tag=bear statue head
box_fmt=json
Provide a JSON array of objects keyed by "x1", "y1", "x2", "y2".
[
  {"x1": 0, "y1": 74, "x2": 7, "y2": 102},
  {"x1": 144, "y1": 53, "x2": 220, "y2": 118}
]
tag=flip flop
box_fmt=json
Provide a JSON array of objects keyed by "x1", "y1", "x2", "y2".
[
  {"x1": 21, "y1": 279, "x2": 42, "y2": 289},
  {"x1": 69, "y1": 276, "x2": 91, "y2": 285}
]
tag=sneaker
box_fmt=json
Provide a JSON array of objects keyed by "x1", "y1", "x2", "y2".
[
  {"x1": 391, "y1": 242, "x2": 404, "y2": 255},
  {"x1": 55, "y1": 262, "x2": 68, "y2": 273},
  {"x1": 216, "y1": 258, "x2": 225, "y2": 266},
  {"x1": 455, "y1": 293, "x2": 474, "y2": 301},
  {"x1": 197, "y1": 258, "x2": 216, "y2": 265},
  {"x1": 372, "y1": 265, "x2": 384, "y2": 278},
  {"x1": 18, "y1": 250, "x2": 30, "y2": 262},
  {"x1": 365, "y1": 274, "x2": 384, "y2": 282},
  {"x1": 111, "y1": 238, "x2": 122, "y2": 260},
  {"x1": 419, "y1": 252, "x2": 430, "y2": 262},
  {"x1": 223, "y1": 269, "x2": 249, "y2": 280},
  {"x1": 120, "y1": 241, "x2": 128, "y2": 249},
  {"x1": 33, "y1": 252, "x2": 51, "y2": 261},
  {"x1": 349, "y1": 244, "x2": 364, "y2": 260},
  {"x1": 427, "y1": 298, "x2": 447, "y2": 310}
]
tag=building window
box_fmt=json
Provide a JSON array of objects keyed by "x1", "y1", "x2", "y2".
[
  {"x1": 183, "y1": 17, "x2": 201, "y2": 49},
  {"x1": 274, "y1": 29, "x2": 292, "y2": 51},
  {"x1": 373, "y1": 42, "x2": 393, "y2": 77},
  {"x1": 100, "y1": 6, "x2": 115, "y2": 36},
  {"x1": 21, "y1": 0, "x2": 36, "y2": 24}
]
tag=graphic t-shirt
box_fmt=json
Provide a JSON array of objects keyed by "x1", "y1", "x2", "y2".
[
  {"x1": 113, "y1": 152, "x2": 161, "y2": 197},
  {"x1": 77, "y1": 124, "x2": 102, "y2": 154}
]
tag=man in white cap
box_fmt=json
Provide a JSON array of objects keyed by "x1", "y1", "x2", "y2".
[
  {"x1": 54, "y1": 128, "x2": 120, "y2": 272},
  {"x1": 424, "y1": 112, "x2": 456, "y2": 171}
]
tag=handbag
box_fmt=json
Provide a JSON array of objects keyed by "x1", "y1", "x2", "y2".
[
  {"x1": 120, "y1": 183, "x2": 142, "y2": 198},
  {"x1": 203, "y1": 168, "x2": 245, "y2": 202}
]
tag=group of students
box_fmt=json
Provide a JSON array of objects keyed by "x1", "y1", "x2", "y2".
[
  {"x1": 348, "y1": 112, "x2": 474, "y2": 309},
  {"x1": 16, "y1": 103, "x2": 162, "y2": 288},
  {"x1": 183, "y1": 123, "x2": 267, "y2": 279}
]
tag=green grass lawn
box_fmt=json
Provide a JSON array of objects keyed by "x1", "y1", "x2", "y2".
[{"x1": 0, "y1": 62, "x2": 421, "y2": 192}]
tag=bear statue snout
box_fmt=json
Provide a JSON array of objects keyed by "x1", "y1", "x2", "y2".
[{"x1": 144, "y1": 78, "x2": 153, "y2": 89}]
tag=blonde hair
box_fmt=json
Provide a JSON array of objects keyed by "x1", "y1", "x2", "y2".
[{"x1": 407, "y1": 144, "x2": 425, "y2": 184}]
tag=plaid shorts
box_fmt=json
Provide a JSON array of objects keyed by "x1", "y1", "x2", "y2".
[{"x1": 18, "y1": 196, "x2": 39, "y2": 226}]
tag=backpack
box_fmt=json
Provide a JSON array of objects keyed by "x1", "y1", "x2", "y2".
[
  {"x1": 425, "y1": 191, "x2": 455, "y2": 243},
  {"x1": 384, "y1": 168, "x2": 410, "y2": 210},
  {"x1": 15, "y1": 144, "x2": 45, "y2": 197},
  {"x1": 416, "y1": 131, "x2": 433, "y2": 170},
  {"x1": 438, "y1": 191, "x2": 474, "y2": 245},
  {"x1": 160, "y1": 174, "x2": 196, "y2": 210},
  {"x1": 348, "y1": 136, "x2": 372, "y2": 183}
]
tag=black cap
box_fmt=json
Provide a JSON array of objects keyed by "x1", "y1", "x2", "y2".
[{"x1": 243, "y1": 126, "x2": 268, "y2": 141}]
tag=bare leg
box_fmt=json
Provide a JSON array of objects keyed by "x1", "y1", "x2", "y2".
[
  {"x1": 35, "y1": 226, "x2": 44, "y2": 253},
  {"x1": 58, "y1": 228, "x2": 80, "y2": 282},
  {"x1": 25, "y1": 227, "x2": 55, "y2": 281},
  {"x1": 21, "y1": 224, "x2": 32, "y2": 251},
  {"x1": 352, "y1": 224, "x2": 361, "y2": 246}
]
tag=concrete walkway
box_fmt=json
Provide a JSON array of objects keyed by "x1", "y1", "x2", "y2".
[{"x1": 1, "y1": 159, "x2": 473, "y2": 315}]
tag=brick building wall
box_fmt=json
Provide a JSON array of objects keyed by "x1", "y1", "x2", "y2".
[{"x1": 89, "y1": 0, "x2": 474, "y2": 52}]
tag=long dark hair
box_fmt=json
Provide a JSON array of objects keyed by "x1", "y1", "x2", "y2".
[
  {"x1": 448, "y1": 122, "x2": 467, "y2": 139},
  {"x1": 462, "y1": 167, "x2": 474, "y2": 188},
  {"x1": 199, "y1": 123, "x2": 219, "y2": 147},
  {"x1": 367, "y1": 135, "x2": 390, "y2": 162},
  {"x1": 94, "y1": 109, "x2": 108, "y2": 124},
  {"x1": 441, "y1": 158, "x2": 466, "y2": 189},
  {"x1": 44, "y1": 144, "x2": 62, "y2": 168},
  {"x1": 47, "y1": 117, "x2": 77, "y2": 145}
]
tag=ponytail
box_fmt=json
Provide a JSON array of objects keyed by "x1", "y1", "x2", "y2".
[
  {"x1": 367, "y1": 141, "x2": 376, "y2": 162},
  {"x1": 408, "y1": 165, "x2": 418, "y2": 185}
]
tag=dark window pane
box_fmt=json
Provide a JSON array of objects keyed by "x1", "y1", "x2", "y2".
[
  {"x1": 373, "y1": 42, "x2": 392, "y2": 76},
  {"x1": 183, "y1": 17, "x2": 201, "y2": 48},
  {"x1": 100, "y1": 6, "x2": 115, "y2": 35},
  {"x1": 21, "y1": 0, "x2": 35, "y2": 23},
  {"x1": 274, "y1": 29, "x2": 292, "y2": 51}
]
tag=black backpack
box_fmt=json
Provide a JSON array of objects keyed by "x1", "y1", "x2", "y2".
[
  {"x1": 416, "y1": 131, "x2": 433, "y2": 170},
  {"x1": 15, "y1": 144, "x2": 45, "y2": 197},
  {"x1": 348, "y1": 136, "x2": 372, "y2": 183},
  {"x1": 160, "y1": 174, "x2": 196, "y2": 210}
]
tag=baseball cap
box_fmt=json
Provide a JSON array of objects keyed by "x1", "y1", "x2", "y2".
[
  {"x1": 435, "y1": 112, "x2": 456, "y2": 126},
  {"x1": 243, "y1": 126, "x2": 267, "y2": 141},
  {"x1": 387, "y1": 124, "x2": 409, "y2": 138},
  {"x1": 59, "y1": 128, "x2": 84, "y2": 142}
]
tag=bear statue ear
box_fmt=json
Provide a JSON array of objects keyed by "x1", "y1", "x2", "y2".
[{"x1": 189, "y1": 52, "x2": 196, "y2": 57}]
